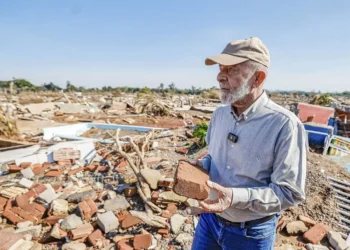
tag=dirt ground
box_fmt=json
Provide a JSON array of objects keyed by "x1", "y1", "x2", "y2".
[{"x1": 284, "y1": 152, "x2": 350, "y2": 232}]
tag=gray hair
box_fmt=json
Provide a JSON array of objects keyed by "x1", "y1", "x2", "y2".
[{"x1": 244, "y1": 60, "x2": 269, "y2": 78}]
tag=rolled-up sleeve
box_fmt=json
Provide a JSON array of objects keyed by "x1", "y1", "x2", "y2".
[{"x1": 230, "y1": 120, "x2": 307, "y2": 213}]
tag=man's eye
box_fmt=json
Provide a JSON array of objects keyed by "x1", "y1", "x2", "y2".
[{"x1": 228, "y1": 67, "x2": 235, "y2": 72}]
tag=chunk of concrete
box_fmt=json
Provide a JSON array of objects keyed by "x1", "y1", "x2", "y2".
[
  {"x1": 328, "y1": 231, "x2": 348, "y2": 250},
  {"x1": 97, "y1": 211, "x2": 119, "y2": 233},
  {"x1": 175, "y1": 233, "x2": 193, "y2": 244},
  {"x1": 20, "y1": 168, "x2": 34, "y2": 179},
  {"x1": 67, "y1": 189, "x2": 97, "y2": 203},
  {"x1": 51, "y1": 199, "x2": 68, "y2": 215},
  {"x1": 38, "y1": 187, "x2": 57, "y2": 203},
  {"x1": 60, "y1": 214, "x2": 83, "y2": 231},
  {"x1": 286, "y1": 221, "x2": 308, "y2": 235},
  {"x1": 173, "y1": 160, "x2": 209, "y2": 200},
  {"x1": 170, "y1": 214, "x2": 187, "y2": 234},
  {"x1": 62, "y1": 242, "x2": 87, "y2": 250},
  {"x1": 16, "y1": 221, "x2": 33, "y2": 229},
  {"x1": 140, "y1": 169, "x2": 162, "y2": 190},
  {"x1": 18, "y1": 178, "x2": 34, "y2": 189},
  {"x1": 103, "y1": 196, "x2": 130, "y2": 212},
  {"x1": 15, "y1": 225, "x2": 42, "y2": 238}
]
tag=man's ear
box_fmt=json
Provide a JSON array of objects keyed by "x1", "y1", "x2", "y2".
[{"x1": 255, "y1": 71, "x2": 266, "y2": 87}]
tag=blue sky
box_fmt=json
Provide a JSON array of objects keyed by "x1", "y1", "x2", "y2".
[{"x1": 1, "y1": 1, "x2": 349, "y2": 92}]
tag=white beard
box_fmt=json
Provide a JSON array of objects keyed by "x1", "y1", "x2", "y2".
[{"x1": 220, "y1": 79, "x2": 251, "y2": 105}]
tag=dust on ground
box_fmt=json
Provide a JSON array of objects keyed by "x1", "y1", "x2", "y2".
[{"x1": 284, "y1": 152, "x2": 350, "y2": 231}]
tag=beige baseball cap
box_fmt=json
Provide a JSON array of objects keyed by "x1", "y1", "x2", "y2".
[{"x1": 205, "y1": 37, "x2": 270, "y2": 67}]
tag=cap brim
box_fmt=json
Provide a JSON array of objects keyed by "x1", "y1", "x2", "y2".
[{"x1": 205, "y1": 53, "x2": 248, "y2": 66}]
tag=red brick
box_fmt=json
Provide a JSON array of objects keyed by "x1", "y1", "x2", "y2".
[
  {"x1": 117, "y1": 211, "x2": 129, "y2": 222},
  {"x1": 133, "y1": 234, "x2": 152, "y2": 250},
  {"x1": 158, "y1": 178, "x2": 174, "y2": 189},
  {"x1": 4, "y1": 198, "x2": 13, "y2": 211},
  {"x1": 161, "y1": 210, "x2": 172, "y2": 219},
  {"x1": 8, "y1": 165, "x2": 22, "y2": 173},
  {"x1": 20, "y1": 162, "x2": 32, "y2": 168},
  {"x1": 78, "y1": 198, "x2": 98, "y2": 220},
  {"x1": 144, "y1": 157, "x2": 163, "y2": 165},
  {"x1": 15, "y1": 195, "x2": 29, "y2": 209},
  {"x1": 33, "y1": 184, "x2": 47, "y2": 195},
  {"x1": 68, "y1": 167, "x2": 84, "y2": 176},
  {"x1": 10, "y1": 207, "x2": 38, "y2": 224},
  {"x1": 45, "y1": 170, "x2": 62, "y2": 177},
  {"x1": 97, "y1": 166, "x2": 108, "y2": 172},
  {"x1": 0, "y1": 196, "x2": 8, "y2": 211},
  {"x1": 85, "y1": 165, "x2": 98, "y2": 172},
  {"x1": 44, "y1": 215, "x2": 67, "y2": 225},
  {"x1": 69, "y1": 223, "x2": 94, "y2": 240},
  {"x1": 175, "y1": 147, "x2": 189, "y2": 155},
  {"x1": 32, "y1": 163, "x2": 42, "y2": 169},
  {"x1": 33, "y1": 166, "x2": 48, "y2": 175},
  {"x1": 166, "y1": 203, "x2": 177, "y2": 215},
  {"x1": 121, "y1": 214, "x2": 142, "y2": 229},
  {"x1": 117, "y1": 159, "x2": 128, "y2": 168},
  {"x1": 303, "y1": 223, "x2": 329, "y2": 244},
  {"x1": 88, "y1": 229, "x2": 105, "y2": 247},
  {"x1": 2, "y1": 209, "x2": 20, "y2": 224},
  {"x1": 57, "y1": 159, "x2": 72, "y2": 166},
  {"x1": 42, "y1": 162, "x2": 52, "y2": 168},
  {"x1": 173, "y1": 160, "x2": 209, "y2": 200},
  {"x1": 118, "y1": 239, "x2": 133, "y2": 250},
  {"x1": 151, "y1": 192, "x2": 159, "y2": 203},
  {"x1": 157, "y1": 228, "x2": 169, "y2": 238}
]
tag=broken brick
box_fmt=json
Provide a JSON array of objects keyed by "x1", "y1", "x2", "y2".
[
  {"x1": 8, "y1": 164, "x2": 22, "y2": 173},
  {"x1": 45, "y1": 170, "x2": 62, "y2": 177},
  {"x1": 117, "y1": 211, "x2": 129, "y2": 222},
  {"x1": 57, "y1": 159, "x2": 72, "y2": 167},
  {"x1": 32, "y1": 163, "x2": 42, "y2": 169},
  {"x1": 303, "y1": 223, "x2": 329, "y2": 244},
  {"x1": 158, "y1": 228, "x2": 170, "y2": 238},
  {"x1": 44, "y1": 215, "x2": 67, "y2": 225},
  {"x1": 158, "y1": 178, "x2": 174, "y2": 189},
  {"x1": 173, "y1": 160, "x2": 209, "y2": 200},
  {"x1": 78, "y1": 198, "x2": 98, "y2": 220},
  {"x1": 68, "y1": 167, "x2": 84, "y2": 176},
  {"x1": 121, "y1": 214, "x2": 142, "y2": 229},
  {"x1": 133, "y1": 234, "x2": 152, "y2": 250},
  {"x1": 175, "y1": 147, "x2": 189, "y2": 155},
  {"x1": 0, "y1": 196, "x2": 8, "y2": 211},
  {"x1": 68, "y1": 223, "x2": 94, "y2": 240},
  {"x1": 20, "y1": 162, "x2": 32, "y2": 169},
  {"x1": 85, "y1": 165, "x2": 98, "y2": 172},
  {"x1": 88, "y1": 229, "x2": 105, "y2": 247},
  {"x1": 118, "y1": 239, "x2": 133, "y2": 250},
  {"x1": 151, "y1": 192, "x2": 159, "y2": 203},
  {"x1": 166, "y1": 203, "x2": 178, "y2": 215}
]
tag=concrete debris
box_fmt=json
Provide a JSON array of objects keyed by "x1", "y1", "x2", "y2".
[
  {"x1": 0, "y1": 91, "x2": 349, "y2": 249},
  {"x1": 97, "y1": 211, "x2": 119, "y2": 233},
  {"x1": 286, "y1": 221, "x2": 308, "y2": 235},
  {"x1": 170, "y1": 214, "x2": 187, "y2": 234},
  {"x1": 60, "y1": 214, "x2": 83, "y2": 231},
  {"x1": 103, "y1": 195, "x2": 130, "y2": 212}
]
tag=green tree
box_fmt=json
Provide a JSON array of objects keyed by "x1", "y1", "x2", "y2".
[{"x1": 43, "y1": 82, "x2": 62, "y2": 91}]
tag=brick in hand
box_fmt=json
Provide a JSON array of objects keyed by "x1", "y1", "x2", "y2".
[{"x1": 173, "y1": 160, "x2": 209, "y2": 200}]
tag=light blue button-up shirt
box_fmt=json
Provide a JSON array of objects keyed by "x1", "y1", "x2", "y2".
[{"x1": 201, "y1": 92, "x2": 307, "y2": 222}]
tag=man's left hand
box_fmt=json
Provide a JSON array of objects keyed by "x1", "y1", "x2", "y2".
[{"x1": 199, "y1": 180, "x2": 233, "y2": 213}]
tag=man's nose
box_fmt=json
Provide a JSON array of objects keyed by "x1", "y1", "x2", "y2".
[{"x1": 217, "y1": 72, "x2": 227, "y2": 83}]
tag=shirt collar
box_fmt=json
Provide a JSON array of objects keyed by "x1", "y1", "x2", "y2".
[{"x1": 231, "y1": 92, "x2": 269, "y2": 121}]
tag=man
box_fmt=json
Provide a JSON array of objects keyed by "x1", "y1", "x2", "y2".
[{"x1": 189, "y1": 37, "x2": 307, "y2": 250}]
